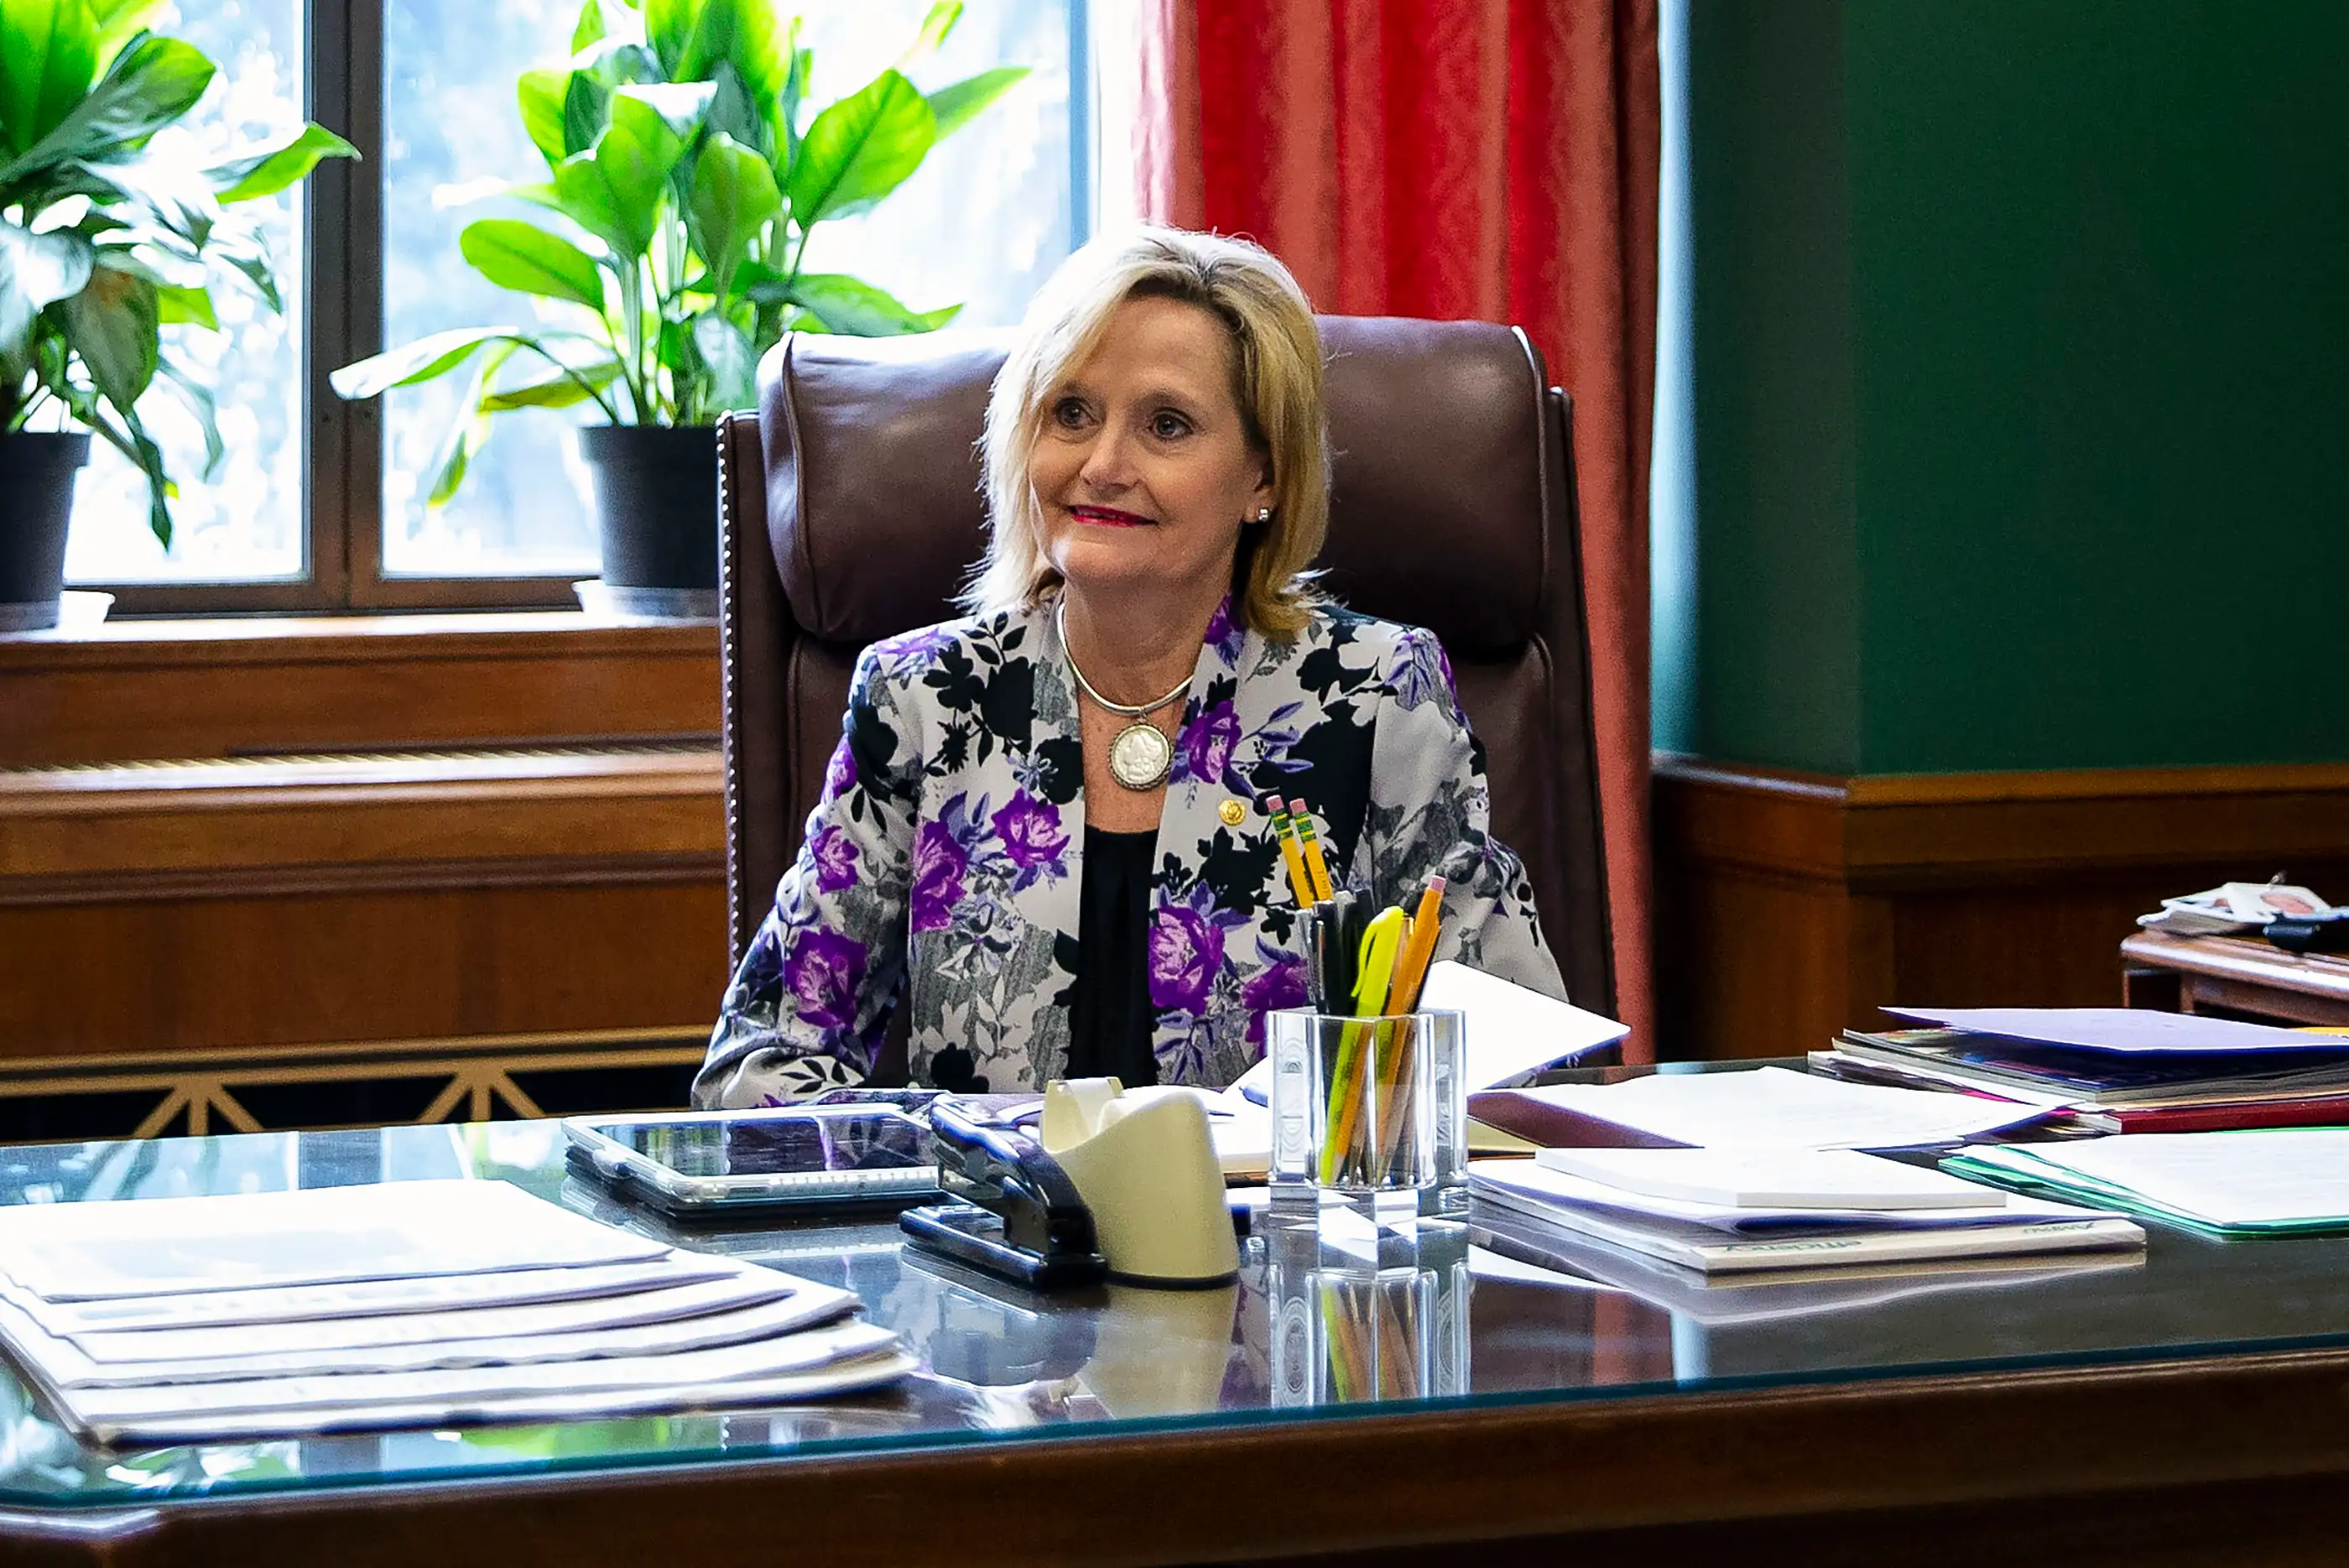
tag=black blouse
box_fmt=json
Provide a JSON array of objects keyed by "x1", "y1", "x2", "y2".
[{"x1": 1066, "y1": 826, "x2": 1159, "y2": 1088}]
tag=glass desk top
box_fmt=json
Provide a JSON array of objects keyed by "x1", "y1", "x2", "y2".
[{"x1": 6, "y1": 1063, "x2": 2349, "y2": 1509}]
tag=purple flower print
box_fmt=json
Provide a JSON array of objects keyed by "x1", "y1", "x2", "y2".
[
  {"x1": 1181, "y1": 700, "x2": 1241, "y2": 787},
  {"x1": 875, "y1": 624, "x2": 953, "y2": 664},
  {"x1": 784, "y1": 929, "x2": 867, "y2": 1032},
  {"x1": 1242, "y1": 952, "x2": 1308, "y2": 1047},
  {"x1": 821, "y1": 735, "x2": 857, "y2": 801},
  {"x1": 909, "y1": 820, "x2": 967, "y2": 934},
  {"x1": 991, "y1": 791, "x2": 1069, "y2": 872},
  {"x1": 1148, "y1": 905, "x2": 1226, "y2": 1016},
  {"x1": 809, "y1": 825, "x2": 859, "y2": 893},
  {"x1": 1204, "y1": 596, "x2": 1246, "y2": 664}
]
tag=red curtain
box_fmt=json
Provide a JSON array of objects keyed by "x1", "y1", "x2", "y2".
[{"x1": 1111, "y1": 0, "x2": 1660, "y2": 1057}]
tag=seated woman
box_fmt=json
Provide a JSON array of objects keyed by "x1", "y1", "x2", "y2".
[{"x1": 697, "y1": 227, "x2": 1565, "y2": 1107}]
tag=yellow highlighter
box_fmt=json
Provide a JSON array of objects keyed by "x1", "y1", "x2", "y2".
[
  {"x1": 1262, "y1": 794, "x2": 1317, "y2": 907},
  {"x1": 1320, "y1": 906, "x2": 1407, "y2": 1184}
]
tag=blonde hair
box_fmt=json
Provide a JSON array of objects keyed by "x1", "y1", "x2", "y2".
[{"x1": 966, "y1": 226, "x2": 1330, "y2": 638}]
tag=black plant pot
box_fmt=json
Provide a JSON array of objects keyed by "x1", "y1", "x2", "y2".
[
  {"x1": 578, "y1": 425, "x2": 719, "y2": 595},
  {"x1": 0, "y1": 432, "x2": 91, "y2": 633}
]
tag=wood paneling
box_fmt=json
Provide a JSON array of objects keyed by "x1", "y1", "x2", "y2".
[
  {"x1": 0, "y1": 613, "x2": 718, "y2": 765},
  {"x1": 0, "y1": 751, "x2": 727, "y2": 1060},
  {"x1": 1653, "y1": 756, "x2": 2349, "y2": 1060}
]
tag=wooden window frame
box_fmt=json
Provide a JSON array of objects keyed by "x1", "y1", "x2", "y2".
[{"x1": 79, "y1": 0, "x2": 1096, "y2": 619}]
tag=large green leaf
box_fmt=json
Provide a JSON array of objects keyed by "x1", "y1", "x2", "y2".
[
  {"x1": 0, "y1": 33, "x2": 212, "y2": 186},
  {"x1": 649, "y1": 0, "x2": 784, "y2": 110},
  {"x1": 561, "y1": 70, "x2": 609, "y2": 159},
  {"x1": 551, "y1": 150, "x2": 629, "y2": 258},
  {"x1": 926, "y1": 65, "x2": 1027, "y2": 142},
  {"x1": 702, "y1": 60, "x2": 766, "y2": 162},
  {"x1": 785, "y1": 69, "x2": 933, "y2": 227},
  {"x1": 517, "y1": 69, "x2": 569, "y2": 165},
  {"x1": 570, "y1": 0, "x2": 607, "y2": 55},
  {"x1": 204, "y1": 225, "x2": 279, "y2": 311},
  {"x1": 460, "y1": 217, "x2": 605, "y2": 310},
  {"x1": 478, "y1": 353, "x2": 620, "y2": 411},
  {"x1": 329, "y1": 324, "x2": 534, "y2": 399},
  {"x1": 685, "y1": 131, "x2": 776, "y2": 304},
  {"x1": 689, "y1": 309, "x2": 753, "y2": 413},
  {"x1": 576, "y1": 90, "x2": 691, "y2": 259},
  {"x1": 58, "y1": 259, "x2": 158, "y2": 409},
  {"x1": 87, "y1": 0, "x2": 164, "y2": 69},
  {"x1": 0, "y1": 217, "x2": 95, "y2": 362},
  {"x1": 425, "y1": 341, "x2": 518, "y2": 507},
  {"x1": 151, "y1": 278, "x2": 212, "y2": 327},
  {"x1": 895, "y1": 2, "x2": 962, "y2": 68},
  {"x1": 778, "y1": 272, "x2": 958, "y2": 337},
  {"x1": 75, "y1": 154, "x2": 217, "y2": 246},
  {"x1": 206, "y1": 122, "x2": 357, "y2": 203},
  {"x1": 0, "y1": 0, "x2": 100, "y2": 160},
  {"x1": 158, "y1": 356, "x2": 220, "y2": 477},
  {"x1": 619, "y1": 81, "x2": 713, "y2": 143}
]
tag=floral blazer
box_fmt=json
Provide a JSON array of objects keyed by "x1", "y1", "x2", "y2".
[{"x1": 695, "y1": 596, "x2": 1566, "y2": 1107}]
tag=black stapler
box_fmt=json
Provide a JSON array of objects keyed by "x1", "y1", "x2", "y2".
[{"x1": 898, "y1": 1097, "x2": 1109, "y2": 1289}]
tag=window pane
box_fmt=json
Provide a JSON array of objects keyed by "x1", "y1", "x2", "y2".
[
  {"x1": 62, "y1": 0, "x2": 308, "y2": 586},
  {"x1": 378, "y1": 0, "x2": 1075, "y2": 581}
]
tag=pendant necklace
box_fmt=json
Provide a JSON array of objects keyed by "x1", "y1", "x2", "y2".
[{"x1": 1059, "y1": 602, "x2": 1191, "y2": 791}]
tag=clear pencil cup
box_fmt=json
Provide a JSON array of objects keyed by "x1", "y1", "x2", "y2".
[
  {"x1": 1266, "y1": 1008, "x2": 1467, "y2": 1225},
  {"x1": 1263, "y1": 1215, "x2": 1471, "y2": 1407}
]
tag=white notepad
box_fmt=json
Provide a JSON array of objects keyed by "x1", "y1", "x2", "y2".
[
  {"x1": 0, "y1": 1180, "x2": 668, "y2": 1301},
  {"x1": 1536, "y1": 1147, "x2": 2007, "y2": 1210}
]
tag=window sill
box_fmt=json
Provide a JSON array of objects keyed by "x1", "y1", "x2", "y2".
[{"x1": 1, "y1": 612, "x2": 721, "y2": 768}]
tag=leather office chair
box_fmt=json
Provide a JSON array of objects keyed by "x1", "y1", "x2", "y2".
[{"x1": 716, "y1": 316, "x2": 1616, "y2": 1065}]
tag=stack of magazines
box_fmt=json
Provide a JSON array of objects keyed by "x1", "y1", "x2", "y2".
[
  {"x1": 1815, "y1": 1006, "x2": 2349, "y2": 1134},
  {"x1": 0, "y1": 1180, "x2": 914, "y2": 1446}
]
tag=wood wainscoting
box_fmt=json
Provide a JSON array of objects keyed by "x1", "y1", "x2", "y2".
[{"x1": 1651, "y1": 756, "x2": 2349, "y2": 1060}]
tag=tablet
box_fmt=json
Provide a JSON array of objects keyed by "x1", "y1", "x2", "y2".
[{"x1": 562, "y1": 1107, "x2": 942, "y2": 1216}]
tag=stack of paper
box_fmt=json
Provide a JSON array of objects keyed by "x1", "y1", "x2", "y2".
[
  {"x1": 1821, "y1": 1008, "x2": 2349, "y2": 1133},
  {"x1": 1467, "y1": 1149, "x2": 2143, "y2": 1275},
  {"x1": 0, "y1": 1180, "x2": 915, "y2": 1446},
  {"x1": 1466, "y1": 1065, "x2": 2052, "y2": 1153},
  {"x1": 1945, "y1": 1129, "x2": 2349, "y2": 1236}
]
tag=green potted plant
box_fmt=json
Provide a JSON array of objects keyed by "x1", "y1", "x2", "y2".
[
  {"x1": 331, "y1": 0, "x2": 1026, "y2": 602},
  {"x1": 0, "y1": 3, "x2": 355, "y2": 630}
]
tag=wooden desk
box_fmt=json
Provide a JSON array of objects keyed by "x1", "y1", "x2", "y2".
[
  {"x1": 2122, "y1": 929, "x2": 2349, "y2": 1027},
  {"x1": 10, "y1": 1106, "x2": 2349, "y2": 1564}
]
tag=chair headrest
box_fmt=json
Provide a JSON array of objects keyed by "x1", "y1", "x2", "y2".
[{"x1": 760, "y1": 315, "x2": 1552, "y2": 659}]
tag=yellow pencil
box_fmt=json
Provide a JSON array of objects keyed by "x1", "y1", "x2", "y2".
[
  {"x1": 1262, "y1": 794, "x2": 1317, "y2": 907},
  {"x1": 1320, "y1": 906, "x2": 1404, "y2": 1184},
  {"x1": 1386, "y1": 876, "x2": 1448, "y2": 1014},
  {"x1": 1287, "y1": 797, "x2": 1336, "y2": 904}
]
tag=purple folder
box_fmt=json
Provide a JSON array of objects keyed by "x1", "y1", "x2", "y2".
[{"x1": 1883, "y1": 1007, "x2": 2347, "y2": 1056}]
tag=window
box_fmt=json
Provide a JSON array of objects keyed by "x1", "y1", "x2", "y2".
[{"x1": 70, "y1": 0, "x2": 1088, "y2": 612}]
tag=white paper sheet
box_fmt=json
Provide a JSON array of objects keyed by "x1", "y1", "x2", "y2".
[
  {"x1": 1468, "y1": 1157, "x2": 2084, "y2": 1234},
  {"x1": 1414, "y1": 961, "x2": 1633, "y2": 1086},
  {"x1": 55, "y1": 1319, "x2": 904, "y2": 1425},
  {"x1": 2, "y1": 1256, "x2": 729, "y2": 1338},
  {"x1": 56, "y1": 1259, "x2": 790, "y2": 1362},
  {"x1": 0, "y1": 1181, "x2": 667, "y2": 1301},
  {"x1": 1534, "y1": 1147, "x2": 2006, "y2": 1211},
  {"x1": 1510, "y1": 1065, "x2": 2047, "y2": 1151},
  {"x1": 0, "y1": 1278, "x2": 862, "y2": 1390},
  {"x1": 1957, "y1": 1130, "x2": 2349, "y2": 1227},
  {"x1": 81, "y1": 1349, "x2": 923, "y2": 1447}
]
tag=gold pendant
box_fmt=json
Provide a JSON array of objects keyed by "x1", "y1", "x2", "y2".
[{"x1": 1108, "y1": 721, "x2": 1173, "y2": 790}]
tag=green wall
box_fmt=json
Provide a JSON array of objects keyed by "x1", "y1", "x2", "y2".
[{"x1": 1658, "y1": 0, "x2": 2349, "y2": 774}]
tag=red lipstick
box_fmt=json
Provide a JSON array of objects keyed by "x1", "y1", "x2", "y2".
[{"x1": 1070, "y1": 505, "x2": 1155, "y2": 528}]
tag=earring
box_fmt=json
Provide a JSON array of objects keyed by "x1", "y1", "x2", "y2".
[{"x1": 1254, "y1": 507, "x2": 1273, "y2": 524}]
